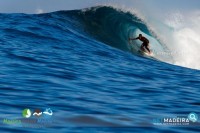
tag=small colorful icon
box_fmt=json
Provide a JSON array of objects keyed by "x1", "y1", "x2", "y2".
[
  {"x1": 188, "y1": 112, "x2": 198, "y2": 122},
  {"x1": 22, "y1": 109, "x2": 31, "y2": 118},
  {"x1": 33, "y1": 109, "x2": 43, "y2": 117},
  {"x1": 43, "y1": 108, "x2": 53, "y2": 116}
]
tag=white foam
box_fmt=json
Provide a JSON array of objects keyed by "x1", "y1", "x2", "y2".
[
  {"x1": 163, "y1": 10, "x2": 200, "y2": 69},
  {"x1": 35, "y1": 8, "x2": 44, "y2": 14}
]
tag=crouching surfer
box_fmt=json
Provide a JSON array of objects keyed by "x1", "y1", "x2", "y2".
[{"x1": 129, "y1": 34, "x2": 151, "y2": 54}]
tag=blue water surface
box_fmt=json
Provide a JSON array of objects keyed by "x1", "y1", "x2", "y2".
[{"x1": 0, "y1": 6, "x2": 200, "y2": 133}]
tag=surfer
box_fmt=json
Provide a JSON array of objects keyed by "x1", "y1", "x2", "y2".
[{"x1": 129, "y1": 34, "x2": 151, "y2": 53}]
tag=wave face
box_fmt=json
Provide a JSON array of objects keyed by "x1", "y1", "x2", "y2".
[
  {"x1": 68, "y1": 6, "x2": 171, "y2": 61},
  {"x1": 0, "y1": 6, "x2": 200, "y2": 133}
]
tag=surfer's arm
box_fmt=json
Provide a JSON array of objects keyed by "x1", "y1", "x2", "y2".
[{"x1": 129, "y1": 37, "x2": 139, "y2": 41}]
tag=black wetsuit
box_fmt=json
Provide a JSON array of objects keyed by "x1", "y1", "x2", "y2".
[{"x1": 137, "y1": 37, "x2": 150, "y2": 53}]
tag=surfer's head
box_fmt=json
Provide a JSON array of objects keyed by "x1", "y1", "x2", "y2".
[{"x1": 139, "y1": 34, "x2": 142, "y2": 39}]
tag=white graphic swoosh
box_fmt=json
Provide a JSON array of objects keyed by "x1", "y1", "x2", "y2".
[
  {"x1": 33, "y1": 112, "x2": 42, "y2": 116},
  {"x1": 43, "y1": 109, "x2": 53, "y2": 116}
]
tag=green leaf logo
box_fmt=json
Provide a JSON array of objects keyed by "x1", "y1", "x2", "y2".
[{"x1": 22, "y1": 109, "x2": 31, "y2": 118}]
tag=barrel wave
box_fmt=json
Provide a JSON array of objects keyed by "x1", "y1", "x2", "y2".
[
  {"x1": 0, "y1": 5, "x2": 200, "y2": 133},
  {"x1": 63, "y1": 6, "x2": 170, "y2": 61}
]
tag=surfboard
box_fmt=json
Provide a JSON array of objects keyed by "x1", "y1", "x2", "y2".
[
  {"x1": 138, "y1": 49, "x2": 162, "y2": 62},
  {"x1": 138, "y1": 49, "x2": 154, "y2": 57}
]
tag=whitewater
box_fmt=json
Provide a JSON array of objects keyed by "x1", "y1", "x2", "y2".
[{"x1": 0, "y1": 4, "x2": 200, "y2": 133}]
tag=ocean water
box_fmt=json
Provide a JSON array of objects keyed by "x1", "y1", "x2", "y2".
[{"x1": 0, "y1": 6, "x2": 200, "y2": 132}]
